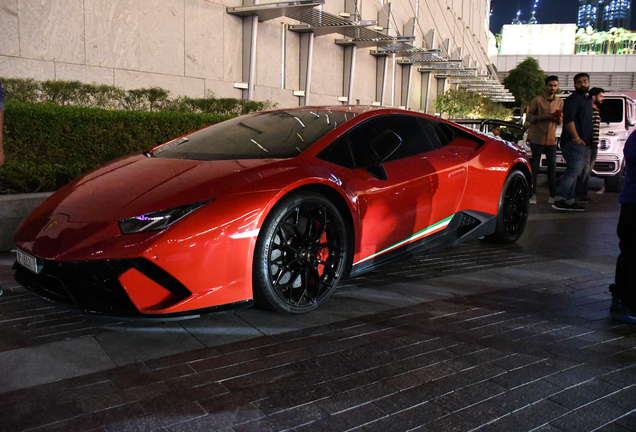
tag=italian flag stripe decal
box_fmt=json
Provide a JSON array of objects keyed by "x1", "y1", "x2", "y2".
[{"x1": 354, "y1": 215, "x2": 454, "y2": 265}]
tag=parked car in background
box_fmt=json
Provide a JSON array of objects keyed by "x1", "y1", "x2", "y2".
[{"x1": 452, "y1": 119, "x2": 524, "y2": 144}]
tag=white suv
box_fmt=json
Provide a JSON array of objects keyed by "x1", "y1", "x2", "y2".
[{"x1": 535, "y1": 93, "x2": 636, "y2": 192}]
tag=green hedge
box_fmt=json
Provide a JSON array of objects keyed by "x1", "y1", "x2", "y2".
[
  {"x1": 0, "y1": 101, "x2": 230, "y2": 193},
  {"x1": 2, "y1": 77, "x2": 272, "y2": 115}
]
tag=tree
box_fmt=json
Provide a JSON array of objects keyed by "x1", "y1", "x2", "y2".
[
  {"x1": 503, "y1": 57, "x2": 545, "y2": 116},
  {"x1": 434, "y1": 88, "x2": 512, "y2": 120},
  {"x1": 434, "y1": 88, "x2": 481, "y2": 118}
]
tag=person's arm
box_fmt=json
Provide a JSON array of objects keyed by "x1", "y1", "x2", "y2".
[
  {"x1": 565, "y1": 121, "x2": 584, "y2": 145},
  {"x1": 556, "y1": 99, "x2": 564, "y2": 125}
]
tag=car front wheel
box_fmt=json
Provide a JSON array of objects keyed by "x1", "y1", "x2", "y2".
[{"x1": 253, "y1": 191, "x2": 348, "y2": 314}]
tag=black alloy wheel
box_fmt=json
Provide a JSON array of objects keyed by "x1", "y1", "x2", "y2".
[
  {"x1": 485, "y1": 170, "x2": 529, "y2": 244},
  {"x1": 253, "y1": 192, "x2": 348, "y2": 314}
]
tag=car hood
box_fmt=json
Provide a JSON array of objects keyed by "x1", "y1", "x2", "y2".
[
  {"x1": 599, "y1": 123, "x2": 628, "y2": 137},
  {"x1": 44, "y1": 154, "x2": 282, "y2": 222}
]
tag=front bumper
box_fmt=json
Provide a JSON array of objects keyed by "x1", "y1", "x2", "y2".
[
  {"x1": 539, "y1": 153, "x2": 621, "y2": 177},
  {"x1": 13, "y1": 257, "x2": 253, "y2": 317}
]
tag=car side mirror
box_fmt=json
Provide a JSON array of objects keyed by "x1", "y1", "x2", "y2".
[
  {"x1": 368, "y1": 130, "x2": 402, "y2": 180},
  {"x1": 627, "y1": 118, "x2": 635, "y2": 127}
]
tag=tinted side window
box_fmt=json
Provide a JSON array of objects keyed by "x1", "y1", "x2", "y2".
[
  {"x1": 316, "y1": 134, "x2": 356, "y2": 168},
  {"x1": 318, "y1": 115, "x2": 443, "y2": 168},
  {"x1": 434, "y1": 121, "x2": 485, "y2": 148}
]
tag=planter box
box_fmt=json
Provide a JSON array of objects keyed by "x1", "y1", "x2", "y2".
[{"x1": 0, "y1": 192, "x2": 53, "y2": 252}]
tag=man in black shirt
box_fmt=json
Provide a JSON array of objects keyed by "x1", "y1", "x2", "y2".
[
  {"x1": 552, "y1": 73, "x2": 594, "y2": 211},
  {"x1": 576, "y1": 87, "x2": 604, "y2": 203}
]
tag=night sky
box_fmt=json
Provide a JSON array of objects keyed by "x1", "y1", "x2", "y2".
[
  {"x1": 489, "y1": 0, "x2": 636, "y2": 34},
  {"x1": 489, "y1": 0, "x2": 579, "y2": 34}
]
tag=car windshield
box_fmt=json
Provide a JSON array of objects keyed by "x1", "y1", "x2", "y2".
[
  {"x1": 600, "y1": 99, "x2": 624, "y2": 123},
  {"x1": 152, "y1": 109, "x2": 355, "y2": 160}
]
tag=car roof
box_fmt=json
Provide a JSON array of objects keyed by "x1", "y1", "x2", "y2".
[{"x1": 259, "y1": 105, "x2": 441, "y2": 118}]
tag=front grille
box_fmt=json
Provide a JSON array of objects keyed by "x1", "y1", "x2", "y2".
[
  {"x1": 593, "y1": 161, "x2": 618, "y2": 172},
  {"x1": 15, "y1": 260, "x2": 138, "y2": 315},
  {"x1": 14, "y1": 258, "x2": 191, "y2": 316}
]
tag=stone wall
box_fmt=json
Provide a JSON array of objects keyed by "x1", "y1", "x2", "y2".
[{"x1": 0, "y1": 0, "x2": 492, "y2": 112}]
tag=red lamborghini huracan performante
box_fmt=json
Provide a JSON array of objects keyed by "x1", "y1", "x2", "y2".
[{"x1": 13, "y1": 106, "x2": 531, "y2": 317}]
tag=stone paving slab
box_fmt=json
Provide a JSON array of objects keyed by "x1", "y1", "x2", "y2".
[
  {"x1": 0, "y1": 337, "x2": 116, "y2": 392},
  {"x1": 1, "y1": 274, "x2": 635, "y2": 431}
]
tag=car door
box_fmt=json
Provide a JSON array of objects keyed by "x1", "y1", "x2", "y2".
[{"x1": 330, "y1": 115, "x2": 469, "y2": 268}]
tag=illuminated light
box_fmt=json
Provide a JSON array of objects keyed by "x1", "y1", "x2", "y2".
[
  {"x1": 293, "y1": 116, "x2": 306, "y2": 127},
  {"x1": 250, "y1": 139, "x2": 268, "y2": 152}
]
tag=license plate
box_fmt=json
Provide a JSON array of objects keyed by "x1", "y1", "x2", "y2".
[
  {"x1": 556, "y1": 155, "x2": 566, "y2": 164},
  {"x1": 16, "y1": 249, "x2": 41, "y2": 274}
]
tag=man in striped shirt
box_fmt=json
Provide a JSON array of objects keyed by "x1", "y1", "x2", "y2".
[{"x1": 576, "y1": 87, "x2": 604, "y2": 203}]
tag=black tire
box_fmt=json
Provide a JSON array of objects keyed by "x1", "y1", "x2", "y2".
[
  {"x1": 605, "y1": 164, "x2": 624, "y2": 193},
  {"x1": 484, "y1": 170, "x2": 530, "y2": 244},
  {"x1": 253, "y1": 191, "x2": 349, "y2": 314}
]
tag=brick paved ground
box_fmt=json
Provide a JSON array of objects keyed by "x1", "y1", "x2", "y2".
[{"x1": 0, "y1": 181, "x2": 634, "y2": 432}]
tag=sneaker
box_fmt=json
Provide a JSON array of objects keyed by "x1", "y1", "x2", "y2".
[
  {"x1": 552, "y1": 200, "x2": 586, "y2": 211},
  {"x1": 569, "y1": 202, "x2": 586, "y2": 211},
  {"x1": 576, "y1": 196, "x2": 596, "y2": 203},
  {"x1": 529, "y1": 194, "x2": 537, "y2": 204},
  {"x1": 616, "y1": 305, "x2": 636, "y2": 324},
  {"x1": 611, "y1": 297, "x2": 621, "y2": 312},
  {"x1": 548, "y1": 196, "x2": 557, "y2": 204},
  {"x1": 552, "y1": 200, "x2": 568, "y2": 210}
]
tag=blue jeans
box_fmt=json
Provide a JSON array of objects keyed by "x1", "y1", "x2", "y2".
[
  {"x1": 530, "y1": 143, "x2": 557, "y2": 197},
  {"x1": 576, "y1": 147, "x2": 598, "y2": 198},
  {"x1": 556, "y1": 141, "x2": 588, "y2": 204}
]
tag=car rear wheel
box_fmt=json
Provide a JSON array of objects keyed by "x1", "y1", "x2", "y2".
[
  {"x1": 485, "y1": 170, "x2": 529, "y2": 244},
  {"x1": 253, "y1": 191, "x2": 348, "y2": 314}
]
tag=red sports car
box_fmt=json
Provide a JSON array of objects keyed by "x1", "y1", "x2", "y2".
[{"x1": 13, "y1": 106, "x2": 531, "y2": 317}]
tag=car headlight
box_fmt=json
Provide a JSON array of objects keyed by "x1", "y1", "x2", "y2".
[
  {"x1": 599, "y1": 139, "x2": 610, "y2": 150},
  {"x1": 118, "y1": 200, "x2": 211, "y2": 234}
]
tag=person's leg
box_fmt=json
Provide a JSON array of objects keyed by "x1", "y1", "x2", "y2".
[
  {"x1": 614, "y1": 204, "x2": 636, "y2": 321},
  {"x1": 556, "y1": 141, "x2": 587, "y2": 205},
  {"x1": 576, "y1": 147, "x2": 592, "y2": 198},
  {"x1": 529, "y1": 143, "x2": 543, "y2": 198},
  {"x1": 544, "y1": 145, "x2": 557, "y2": 199}
]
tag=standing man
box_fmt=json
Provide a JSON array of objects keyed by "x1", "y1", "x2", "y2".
[
  {"x1": 527, "y1": 75, "x2": 563, "y2": 204},
  {"x1": 0, "y1": 79, "x2": 4, "y2": 167},
  {"x1": 610, "y1": 131, "x2": 636, "y2": 323},
  {"x1": 552, "y1": 73, "x2": 593, "y2": 211},
  {"x1": 576, "y1": 87, "x2": 604, "y2": 203}
]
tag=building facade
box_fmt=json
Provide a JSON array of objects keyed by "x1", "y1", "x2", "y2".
[
  {"x1": 0, "y1": 0, "x2": 507, "y2": 113},
  {"x1": 578, "y1": 0, "x2": 631, "y2": 30}
]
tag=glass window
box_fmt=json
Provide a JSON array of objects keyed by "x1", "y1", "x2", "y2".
[
  {"x1": 600, "y1": 99, "x2": 624, "y2": 123},
  {"x1": 317, "y1": 115, "x2": 443, "y2": 168},
  {"x1": 152, "y1": 109, "x2": 355, "y2": 160}
]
